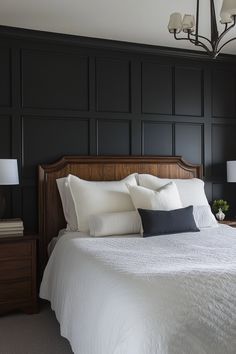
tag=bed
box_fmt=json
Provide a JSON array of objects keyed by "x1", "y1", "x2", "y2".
[{"x1": 39, "y1": 156, "x2": 236, "y2": 354}]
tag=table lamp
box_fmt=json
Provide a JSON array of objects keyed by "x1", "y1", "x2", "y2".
[
  {"x1": 0, "y1": 159, "x2": 19, "y2": 219},
  {"x1": 227, "y1": 160, "x2": 236, "y2": 183}
]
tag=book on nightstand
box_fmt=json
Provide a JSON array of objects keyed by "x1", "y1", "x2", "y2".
[{"x1": 0, "y1": 218, "x2": 24, "y2": 237}]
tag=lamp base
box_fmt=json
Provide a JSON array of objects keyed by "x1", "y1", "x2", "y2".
[{"x1": 0, "y1": 192, "x2": 6, "y2": 219}]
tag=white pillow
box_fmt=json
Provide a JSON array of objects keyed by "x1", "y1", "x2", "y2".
[
  {"x1": 89, "y1": 211, "x2": 142, "y2": 237},
  {"x1": 138, "y1": 174, "x2": 209, "y2": 207},
  {"x1": 193, "y1": 205, "x2": 218, "y2": 229},
  {"x1": 68, "y1": 174, "x2": 137, "y2": 232},
  {"x1": 56, "y1": 177, "x2": 78, "y2": 231},
  {"x1": 126, "y1": 182, "x2": 183, "y2": 211}
]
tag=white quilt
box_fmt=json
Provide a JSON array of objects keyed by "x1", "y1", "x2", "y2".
[{"x1": 40, "y1": 225, "x2": 236, "y2": 354}]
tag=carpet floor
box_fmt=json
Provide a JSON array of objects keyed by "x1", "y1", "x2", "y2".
[{"x1": 0, "y1": 302, "x2": 73, "y2": 354}]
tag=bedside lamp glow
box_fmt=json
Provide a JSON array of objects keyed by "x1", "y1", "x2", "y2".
[
  {"x1": 0, "y1": 159, "x2": 19, "y2": 219},
  {"x1": 227, "y1": 161, "x2": 236, "y2": 182}
]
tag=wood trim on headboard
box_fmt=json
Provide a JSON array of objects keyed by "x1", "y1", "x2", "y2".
[{"x1": 38, "y1": 155, "x2": 202, "y2": 271}]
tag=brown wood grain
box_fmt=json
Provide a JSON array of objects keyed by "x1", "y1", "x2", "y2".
[
  {"x1": 38, "y1": 155, "x2": 203, "y2": 271},
  {"x1": 0, "y1": 259, "x2": 31, "y2": 281},
  {"x1": 0, "y1": 236, "x2": 38, "y2": 315},
  {"x1": 0, "y1": 241, "x2": 31, "y2": 259},
  {"x1": 0, "y1": 280, "x2": 32, "y2": 302}
]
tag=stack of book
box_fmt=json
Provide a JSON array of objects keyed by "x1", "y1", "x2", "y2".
[{"x1": 0, "y1": 219, "x2": 24, "y2": 237}]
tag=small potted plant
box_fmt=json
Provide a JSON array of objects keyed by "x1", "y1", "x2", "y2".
[{"x1": 212, "y1": 199, "x2": 229, "y2": 221}]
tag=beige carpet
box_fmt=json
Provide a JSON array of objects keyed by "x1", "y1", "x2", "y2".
[{"x1": 0, "y1": 302, "x2": 73, "y2": 354}]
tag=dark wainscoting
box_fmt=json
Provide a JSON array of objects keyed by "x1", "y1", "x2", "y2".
[{"x1": 1, "y1": 26, "x2": 236, "y2": 232}]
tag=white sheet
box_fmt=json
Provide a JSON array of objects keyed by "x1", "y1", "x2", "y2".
[
  {"x1": 47, "y1": 229, "x2": 93, "y2": 256},
  {"x1": 48, "y1": 229, "x2": 141, "y2": 256},
  {"x1": 40, "y1": 225, "x2": 236, "y2": 354}
]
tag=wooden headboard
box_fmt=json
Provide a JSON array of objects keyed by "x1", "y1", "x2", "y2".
[{"x1": 38, "y1": 155, "x2": 202, "y2": 270}]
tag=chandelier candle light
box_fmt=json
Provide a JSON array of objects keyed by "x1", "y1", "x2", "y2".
[{"x1": 168, "y1": 0, "x2": 236, "y2": 58}]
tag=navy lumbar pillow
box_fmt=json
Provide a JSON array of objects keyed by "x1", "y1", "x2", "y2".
[{"x1": 138, "y1": 206, "x2": 200, "y2": 237}]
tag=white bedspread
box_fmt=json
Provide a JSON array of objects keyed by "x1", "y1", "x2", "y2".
[{"x1": 40, "y1": 225, "x2": 236, "y2": 354}]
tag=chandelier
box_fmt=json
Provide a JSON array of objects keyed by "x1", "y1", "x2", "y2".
[{"x1": 168, "y1": 0, "x2": 236, "y2": 58}]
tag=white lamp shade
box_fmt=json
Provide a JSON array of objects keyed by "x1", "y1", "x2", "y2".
[
  {"x1": 227, "y1": 160, "x2": 236, "y2": 182},
  {"x1": 182, "y1": 14, "x2": 195, "y2": 33},
  {"x1": 0, "y1": 159, "x2": 19, "y2": 185},
  {"x1": 221, "y1": 0, "x2": 236, "y2": 23},
  {"x1": 168, "y1": 13, "x2": 182, "y2": 33}
]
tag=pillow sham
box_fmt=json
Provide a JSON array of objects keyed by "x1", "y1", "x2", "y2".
[
  {"x1": 138, "y1": 206, "x2": 200, "y2": 237},
  {"x1": 138, "y1": 174, "x2": 209, "y2": 207},
  {"x1": 68, "y1": 173, "x2": 137, "y2": 232},
  {"x1": 126, "y1": 182, "x2": 182, "y2": 211},
  {"x1": 56, "y1": 177, "x2": 78, "y2": 231},
  {"x1": 193, "y1": 205, "x2": 218, "y2": 229},
  {"x1": 89, "y1": 211, "x2": 142, "y2": 237}
]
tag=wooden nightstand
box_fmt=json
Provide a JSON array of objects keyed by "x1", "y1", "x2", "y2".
[
  {"x1": 218, "y1": 220, "x2": 236, "y2": 228},
  {"x1": 0, "y1": 235, "x2": 39, "y2": 315}
]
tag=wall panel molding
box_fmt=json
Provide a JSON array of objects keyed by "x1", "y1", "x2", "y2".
[
  {"x1": 21, "y1": 49, "x2": 89, "y2": 111},
  {"x1": 2, "y1": 25, "x2": 236, "y2": 62},
  {"x1": 175, "y1": 122, "x2": 204, "y2": 165},
  {"x1": 142, "y1": 121, "x2": 173, "y2": 156},
  {"x1": 212, "y1": 123, "x2": 236, "y2": 180},
  {"x1": 21, "y1": 116, "x2": 90, "y2": 178},
  {"x1": 0, "y1": 115, "x2": 12, "y2": 158},
  {"x1": 0, "y1": 27, "x2": 236, "y2": 229},
  {"x1": 174, "y1": 66, "x2": 204, "y2": 117},
  {"x1": 141, "y1": 61, "x2": 172, "y2": 115},
  {"x1": 96, "y1": 57, "x2": 131, "y2": 113},
  {"x1": 0, "y1": 48, "x2": 11, "y2": 108},
  {"x1": 97, "y1": 119, "x2": 131, "y2": 155},
  {"x1": 212, "y1": 67, "x2": 236, "y2": 119}
]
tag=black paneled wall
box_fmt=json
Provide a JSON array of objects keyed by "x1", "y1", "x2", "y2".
[{"x1": 1, "y1": 27, "x2": 236, "y2": 232}]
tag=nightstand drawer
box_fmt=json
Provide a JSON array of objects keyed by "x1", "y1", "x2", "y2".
[
  {"x1": 0, "y1": 280, "x2": 32, "y2": 303},
  {"x1": 0, "y1": 236, "x2": 38, "y2": 314},
  {"x1": 0, "y1": 241, "x2": 31, "y2": 259},
  {"x1": 0, "y1": 259, "x2": 31, "y2": 281}
]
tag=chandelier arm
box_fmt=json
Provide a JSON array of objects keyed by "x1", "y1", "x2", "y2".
[
  {"x1": 187, "y1": 33, "x2": 212, "y2": 54},
  {"x1": 173, "y1": 32, "x2": 212, "y2": 55},
  {"x1": 189, "y1": 40, "x2": 212, "y2": 54},
  {"x1": 189, "y1": 21, "x2": 235, "y2": 52},
  {"x1": 215, "y1": 17, "x2": 236, "y2": 51},
  {"x1": 173, "y1": 32, "x2": 200, "y2": 44},
  {"x1": 216, "y1": 36, "x2": 236, "y2": 54},
  {"x1": 189, "y1": 33, "x2": 213, "y2": 47},
  {"x1": 174, "y1": 32, "x2": 199, "y2": 46},
  {"x1": 173, "y1": 31, "x2": 189, "y2": 41}
]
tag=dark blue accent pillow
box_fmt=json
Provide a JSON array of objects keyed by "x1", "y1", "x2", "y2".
[{"x1": 138, "y1": 206, "x2": 200, "y2": 237}]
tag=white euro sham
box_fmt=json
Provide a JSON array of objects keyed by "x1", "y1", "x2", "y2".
[
  {"x1": 68, "y1": 173, "x2": 137, "y2": 232},
  {"x1": 138, "y1": 174, "x2": 209, "y2": 207},
  {"x1": 56, "y1": 177, "x2": 78, "y2": 231}
]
